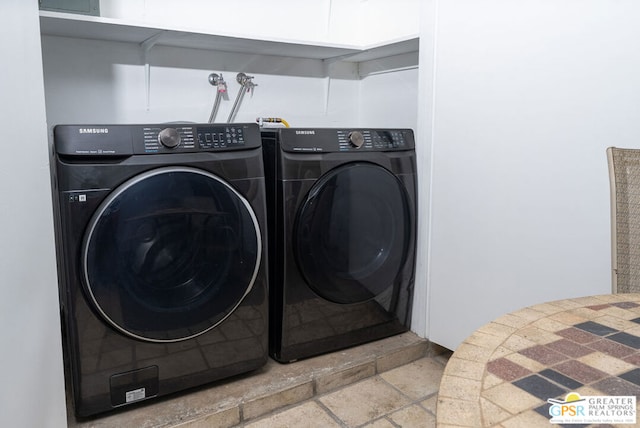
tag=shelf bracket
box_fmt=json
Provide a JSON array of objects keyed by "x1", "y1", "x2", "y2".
[
  {"x1": 140, "y1": 31, "x2": 167, "y2": 111},
  {"x1": 322, "y1": 50, "x2": 362, "y2": 66}
]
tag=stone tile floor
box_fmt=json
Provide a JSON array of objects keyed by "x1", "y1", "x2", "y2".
[
  {"x1": 241, "y1": 352, "x2": 451, "y2": 428},
  {"x1": 66, "y1": 332, "x2": 452, "y2": 428}
]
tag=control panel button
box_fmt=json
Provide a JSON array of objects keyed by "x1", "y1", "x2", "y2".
[
  {"x1": 348, "y1": 131, "x2": 365, "y2": 148},
  {"x1": 158, "y1": 128, "x2": 181, "y2": 148}
]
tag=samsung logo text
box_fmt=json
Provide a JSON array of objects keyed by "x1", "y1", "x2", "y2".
[
  {"x1": 79, "y1": 128, "x2": 109, "y2": 134},
  {"x1": 295, "y1": 130, "x2": 315, "y2": 135}
]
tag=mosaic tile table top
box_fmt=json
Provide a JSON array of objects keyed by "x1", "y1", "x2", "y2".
[{"x1": 437, "y1": 294, "x2": 640, "y2": 427}]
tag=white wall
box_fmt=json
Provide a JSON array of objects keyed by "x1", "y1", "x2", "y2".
[
  {"x1": 329, "y1": 0, "x2": 421, "y2": 45},
  {"x1": 357, "y1": 0, "x2": 420, "y2": 44},
  {"x1": 42, "y1": 36, "x2": 364, "y2": 127},
  {"x1": 425, "y1": 0, "x2": 640, "y2": 350},
  {"x1": 99, "y1": 0, "x2": 333, "y2": 44},
  {"x1": 358, "y1": 66, "x2": 419, "y2": 129},
  {"x1": 99, "y1": 0, "x2": 420, "y2": 47},
  {"x1": 0, "y1": 2, "x2": 67, "y2": 427}
]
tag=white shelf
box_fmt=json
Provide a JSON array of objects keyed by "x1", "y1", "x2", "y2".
[
  {"x1": 39, "y1": 11, "x2": 418, "y2": 62},
  {"x1": 343, "y1": 38, "x2": 420, "y2": 63}
]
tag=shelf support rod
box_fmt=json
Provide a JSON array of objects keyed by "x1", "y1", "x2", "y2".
[{"x1": 140, "y1": 31, "x2": 167, "y2": 111}]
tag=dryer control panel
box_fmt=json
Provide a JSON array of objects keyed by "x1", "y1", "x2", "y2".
[{"x1": 278, "y1": 128, "x2": 415, "y2": 153}]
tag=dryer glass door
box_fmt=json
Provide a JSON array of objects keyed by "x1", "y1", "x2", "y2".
[
  {"x1": 294, "y1": 162, "x2": 411, "y2": 304},
  {"x1": 82, "y1": 167, "x2": 261, "y2": 342}
]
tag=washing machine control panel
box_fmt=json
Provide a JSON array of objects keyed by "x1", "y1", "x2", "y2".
[
  {"x1": 137, "y1": 124, "x2": 260, "y2": 154},
  {"x1": 53, "y1": 124, "x2": 261, "y2": 157},
  {"x1": 141, "y1": 126, "x2": 252, "y2": 153},
  {"x1": 279, "y1": 128, "x2": 414, "y2": 153}
]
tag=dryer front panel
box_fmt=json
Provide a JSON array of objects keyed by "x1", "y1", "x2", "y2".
[
  {"x1": 293, "y1": 162, "x2": 411, "y2": 304},
  {"x1": 82, "y1": 166, "x2": 261, "y2": 342}
]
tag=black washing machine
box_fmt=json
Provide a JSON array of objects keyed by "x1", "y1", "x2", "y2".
[
  {"x1": 52, "y1": 123, "x2": 268, "y2": 417},
  {"x1": 262, "y1": 128, "x2": 416, "y2": 363}
]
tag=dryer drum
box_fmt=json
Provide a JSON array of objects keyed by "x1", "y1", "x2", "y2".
[
  {"x1": 82, "y1": 166, "x2": 261, "y2": 342},
  {"x1": 293, "y1": 162, "x2": 411, "y2": 304}
]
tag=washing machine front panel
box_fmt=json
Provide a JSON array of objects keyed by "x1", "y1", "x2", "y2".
[
  {"x1": 293, "y1": 162, "x2": 411, "y2": 304},
  {"x1": 52, "y1": 123, "x2": 268, "y2": 416},
  {"x1": 82, "y1": 167, "x2": 261, "y2": 342}
]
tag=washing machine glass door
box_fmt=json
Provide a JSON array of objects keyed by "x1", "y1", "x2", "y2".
[
  {"x1": 82, "y1": 167, "x2": 261, "y2": 342},
  {"x1": 294, "y1": 162, "x2": 411, "y2": 304}
]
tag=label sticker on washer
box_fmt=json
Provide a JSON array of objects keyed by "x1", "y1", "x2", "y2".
[
  {"x1": 68, "y1": 194, "x2": 87, "y2": 203},
  {"x1": 125, "y1": 387, "x2": 146, "y2": 403}
]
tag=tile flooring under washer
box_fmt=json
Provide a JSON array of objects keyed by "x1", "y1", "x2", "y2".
[
  {"x1": 241, "y1": 353, "x2": 451, "y2": 428},
  {"x1": 66, "y1": 332, "x2": 452, "y2": 428}
]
